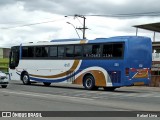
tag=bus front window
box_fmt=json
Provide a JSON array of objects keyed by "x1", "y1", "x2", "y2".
[{"x1": 9, "y1": 47, "x2": 19, "y2": 69}]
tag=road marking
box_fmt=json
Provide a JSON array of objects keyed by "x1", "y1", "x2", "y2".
[
  {"x1": 152, "y1": 95, "x2": 160, "y2": 97},
  {"x1": 1, "y1": 89, "x2": 160, "y2": 101},
  {"x1": 0, "y1": 90, "x2": 94, "y2": 101},
  {"x1": 136, "y1": 94, "x2": 152, "y2": 97}
]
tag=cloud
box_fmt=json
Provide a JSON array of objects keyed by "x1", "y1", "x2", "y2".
[
  {"x1": 19, "y1": 0, "x2": 160, "y2": 16},
  {"x1": 1, "y1": 0, "x2": 160, "y2": 48}
]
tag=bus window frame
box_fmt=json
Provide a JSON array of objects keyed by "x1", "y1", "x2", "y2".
[
  {"x1": 20, "y1": 42, "x2": 124, "y2": 60},
  {"x1": 101, "y1": 42, "x2": 125, "y2": 60}
]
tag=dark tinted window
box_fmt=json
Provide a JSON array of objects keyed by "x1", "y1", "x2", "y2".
[
  {"x1": 22, "y1": 47, "x2": 34, "y2": 57},
  {"x1": 35, "y1": 47, "x2": 42, "y2": 57},
  {"x1": 35, "y1": 47, "x2": 48, "y2": 57},
  {"x1": 42, "y1": 47, "x2": 49, "y2": 57},
  {"x1": 9, "y1": 46, "x2": 19, "y2": 69},
  {"x1": 113, "y1": 44, "x2": 123, "y2": 58},
  {"x1": 22, "y1": 47, "x2": 28, "y2": 57},
  {"x1": 75, "y1": 46, "x2": 82, "y2": 57},
  {"x1": 83, "y1": 44, "x2": 101, "y2": 57},
  {"x1": 103, "y1": 43, "x2": 123, "y2": 59},
  {"x1": 28, "y1": 47, "x2": 34, "y2": 57},
  {"x1": 103, "y1": 44, "x2": 113, "y2": 58},
  {"x1": 49, "y1": 46, "x2": 57, "y2": 57},
  {"x1": 66, "y1": 46, "x2": 74, "y2": 57},
  {"x1": 58, "y1": 46, "x2": 65, "y2": 58}
]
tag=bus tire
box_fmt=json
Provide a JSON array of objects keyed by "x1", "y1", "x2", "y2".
[
  {"x1": 43, "y1": 82, "x2": 51, "y2": 86},
  {"x1": 22, "y1": 73, "x2": 31, "y2": 85},
  {"x1": 83, "y1": 75, "x2": 98, "y2": 90},
  {"x1": 1, "y1": 85, "x2": 7, "y2": 88},
  {"x1": 103, "y1": 87, "x2": 116, "y2": 91}
]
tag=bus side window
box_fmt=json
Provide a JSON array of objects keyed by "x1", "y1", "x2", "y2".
[
  {"x1": 75, "y1": 46, "x2": 82, "y2": 58},
  {"x1": 22, "y1": 47, "x2": 28, "y2": 57},
  {"x1": 83, "y1": 44, "x2": 101, "y2": 58},
  {"x1": 42, "y1": 47, "x2": 49, "y2": 57},
  {"x1": 58, "y1": 46, "x2": 65, "y2": 58},
  {"x1": 112, "y1": 44, "x2": 123, "y2": 58},
  {"x1": 92, "y1": 45, "x2": 101, "y2": 57},
  {"x1": 22, "y1": 46, "x2": 34, "y2": 58},
  {"x1": 28, "y1": 47, "x2": 34, "y2": 57},
  {"x1": 35, "y1": 47, "x2": 42, "y2": 57},
  {"x1": 66, "y1": 45, "x2": 74, "y2": 57},
  {"x1": 103, "y1": 44, "x2": 113, "y2": 58},
  {"x1": 83, "y1": 45, "x2": 92, "y2": 57},
  {"x1": 49, "y1": 46, "x2": 57, "y2": 57}
]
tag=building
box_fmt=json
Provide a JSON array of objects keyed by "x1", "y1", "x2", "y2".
[
  {"x1": 0, "y1": 48, "x2": 10, "y2": 72},
  {"x1": 0, "y1": 48, "x2": 10, "y2": 58}
]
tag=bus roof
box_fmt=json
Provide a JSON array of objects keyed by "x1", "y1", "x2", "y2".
[
  {"x1": 89, "y1": 36, "x2": 150, "y2": 43},
  {"x1": 17, "y1": 36, "x2": 150, "y2": 46},
  {"x1": 50, "y1": 39, "x2": 84, "y2": 42}
]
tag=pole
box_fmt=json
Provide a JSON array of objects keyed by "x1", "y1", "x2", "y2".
[
  {"x1": 75, "y1": 15, "x2": 88, "y2": 39},
  {"x1": 136, "y1": 28, "x2": 138, "y2": 36},
  {"x1": 65, "y1": 15, "x2": 88, "y2": 39},
  {"x1": 153, "y1": 31, "x2": 155, "y2": 42},
  {"x1": 83, "y1": 17, "x2": 86, "y2": 39}
]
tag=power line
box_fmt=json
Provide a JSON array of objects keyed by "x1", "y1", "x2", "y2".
[
  {"x1": 65, "y1": 11, "x2": 160, "y2": 18},
  {"x1": 2, "y1": 11, "x2": 160, "y2": 30},
  {"x1": 1, "y1": 18, "x2": 66, "y2": 30},
  {"x1": 84, "y1": 12, "x2": 160, "y2": 17}
]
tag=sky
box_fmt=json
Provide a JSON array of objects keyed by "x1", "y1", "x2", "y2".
[{"x1": 1, "y1": 0, "x2": 160, "y2": 47}]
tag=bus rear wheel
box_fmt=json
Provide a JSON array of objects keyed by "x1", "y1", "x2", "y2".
[
  {"x1": 83, "y1": 75, "x2": 98, "y2": 90},
  {"x1": 43, "y1": 82, "x2": 51, "y2": 86},
  {"x1": 22, "y1": 73, "x2": 31, "y2": 85}
]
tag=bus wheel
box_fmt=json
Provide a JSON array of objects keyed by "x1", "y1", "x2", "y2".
[
  {"x1": 1, "y1": 85, "x2": 7, "y2": 88},
  {"x1": 103, "y1": 87, "x2": 116, "y2": 91},
  {"x1": 22, "y1": 73, "x2": 31, "y2": 85},
  {"x1": 43, "y1": 82, "x2": 51, "y2": 86},
  {"x1": 83, "y1": 75, "x2": 98, "y2": 90}
]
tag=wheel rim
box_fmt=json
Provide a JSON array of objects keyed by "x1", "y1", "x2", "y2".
[
  {"x1": 23, "y1": 75, "x2": 29, "y2": 83},
  {"x1": 85, "y1": 78, "x2": 92, "y2": 88}
]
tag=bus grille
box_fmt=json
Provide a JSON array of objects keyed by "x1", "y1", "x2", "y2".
[{"x1": 108, "y1": 71, "x2": 121, "y2": 83}]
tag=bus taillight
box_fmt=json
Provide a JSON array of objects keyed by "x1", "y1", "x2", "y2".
[
  {"x1": 125, "y1": 68, "x2": 129, "y2": 76},
  {"x1": 130, "y1": 68, "x2": 137, "y2": 72}
]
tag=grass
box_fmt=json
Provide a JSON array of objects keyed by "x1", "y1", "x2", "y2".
[
  {"x1": 0, "y1": 58, "x2": 9, "y2": 63},
  {"x1": 0, "y1": 58, "x2": 9, "y2": 72}
]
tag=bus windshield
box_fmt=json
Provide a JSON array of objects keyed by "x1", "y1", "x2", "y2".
[{"x1": 9, "y1": 46, "x2": 19, "y2": 69}]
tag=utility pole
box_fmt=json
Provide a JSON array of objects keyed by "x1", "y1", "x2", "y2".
[{"x1": 75, "y1": 14, "x2": 88, "y2": 39}]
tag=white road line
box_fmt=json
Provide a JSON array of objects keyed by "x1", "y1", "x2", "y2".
[
  {"x1": 153, "y1": 96, "x2": 160, "y2": 97},
  {"x1": 118, "y1": 93, "x2": 139, "y2": 97},
  {"x1": 0, "y1": 90, "x2": 94, "y2": 101}
]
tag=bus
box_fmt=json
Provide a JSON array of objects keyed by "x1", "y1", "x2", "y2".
[{"x1": 9, "y1": 36, "x2": 152, "y2": 91}]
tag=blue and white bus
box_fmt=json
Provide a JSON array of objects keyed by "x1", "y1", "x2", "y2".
[{"x1": 9, "y1": 36, "x2": 152, "y2": 91}]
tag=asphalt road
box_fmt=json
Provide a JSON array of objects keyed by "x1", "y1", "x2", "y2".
[{"x1": 0, "y1": 80, "x2": 160, "y2": 119}]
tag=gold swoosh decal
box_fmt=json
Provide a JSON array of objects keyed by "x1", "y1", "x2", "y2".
[
  {"x1": 80, "y1": 40, "x2": 86, "y2": 44},
  {"x1": 30, "y1": 60, "x2": 80, "y2": 78}
]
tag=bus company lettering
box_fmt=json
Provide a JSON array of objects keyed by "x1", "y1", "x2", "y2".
[
  {"x1": 86, "y1": 54, "x2": 101, "y2": 57},
  {"x1": 64, "y1": 63, "x2": 70, "y2": 67}
]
